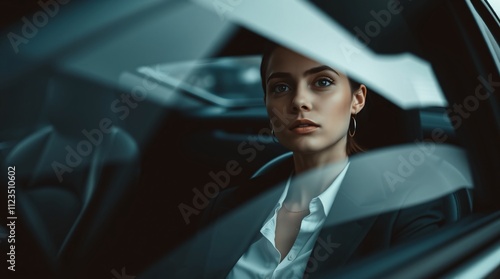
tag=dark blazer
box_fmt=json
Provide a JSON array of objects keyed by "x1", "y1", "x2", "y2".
[
  {"x1": 142, "y1": 151, "x2": 466, "y2": 279},
  {"x1": 193, "y1": 156, "x2": 451, "y2": 279}
]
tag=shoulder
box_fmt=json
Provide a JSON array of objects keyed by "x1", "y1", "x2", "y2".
[
  {"x1": 199, "y1": 154, "x2": 294, "y2": 225},
  {"x1": 384, "y1": 189, "x2": 470, "y2": 245}
]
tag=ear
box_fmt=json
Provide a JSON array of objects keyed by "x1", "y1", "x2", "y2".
[{"x1": 351, "y1": 84, "x2": 367, "y2": 114}]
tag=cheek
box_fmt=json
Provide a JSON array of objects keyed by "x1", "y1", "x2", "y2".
[
  {"x1": 319, "y1": 93, "x2": 352, "y2": 129},
  {"x1": 321, "y1": 91, "x2": 351, "y2": 114}
]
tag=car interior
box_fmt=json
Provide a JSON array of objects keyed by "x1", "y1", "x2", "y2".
[{"x1": 0, "y1": 0, "x2": 499, "y2": 278}]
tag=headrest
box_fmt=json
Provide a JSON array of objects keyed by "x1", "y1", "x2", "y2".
[{"x1": 355, "y1": 91, "x2": 422, "y2": 151}]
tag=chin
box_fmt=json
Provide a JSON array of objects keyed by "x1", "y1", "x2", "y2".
[
  {"x1": 283, "y1": 136, "x2": 346, "y2": 155},
  {"x1": 284, "y1": 139, "x2": 325, "y2": 154}
]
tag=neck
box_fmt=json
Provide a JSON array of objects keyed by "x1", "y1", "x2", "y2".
[
  {"x1": 284, "y1": 152, "x2": 348, "y2": 211},
  {"x1": 292, "y1": 139, "x2": 348, "y2": 175}
]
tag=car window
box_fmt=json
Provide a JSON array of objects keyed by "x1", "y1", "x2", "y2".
[
  {"x1": 1, "y1": 0, "x2": 498, "y2": 278},
  {"x1": 125, "y1": 56, "x2": 264, "y2": 107},
  {"x1": 148, "y1": 56, "x2": 263, "y2": 100},
  {"x1": 127, "y1": 1, "x2": 474, "y2": 277}
]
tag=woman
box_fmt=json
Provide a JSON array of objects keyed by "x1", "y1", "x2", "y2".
[
  {"x1": 250, "y1": 45, "x2": 366, "y2": 274},
  {"x1": 196, "y1": 45, "x2": 447, "y2": 279}
]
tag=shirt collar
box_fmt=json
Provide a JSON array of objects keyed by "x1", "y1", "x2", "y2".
[
  {"x1": 277, "y1": 162, "x2": 350, "y2": 216},
  {"x1": 317, "y1": 162, "x2": 349, "y2": 215}
]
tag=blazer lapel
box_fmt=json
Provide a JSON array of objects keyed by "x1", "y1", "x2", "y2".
[
  {"x1": 203, "y1": 161, "x2": 294, "y2": 278},
  {"x1": 304, "y1": 164, "x2": 389, "y2": 278},
  {"x1": 304, "y1": 192, "x2": 379, "y2": 277},
  {"x1": 203, "y1": 184, "x2": 283, "y2": 278}
]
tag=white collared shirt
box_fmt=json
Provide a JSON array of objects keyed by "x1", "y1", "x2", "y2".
[{"x1": 227, "y1": 163, "x2": 349, "y2": 279}]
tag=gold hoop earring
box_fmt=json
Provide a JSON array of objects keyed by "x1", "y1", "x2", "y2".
[
  {"x1": 271, "y1": 129, "x2": 279, "y2": 143},
  {"x1": 349, "y1": 115, "x2": 357, "y2": 137}
]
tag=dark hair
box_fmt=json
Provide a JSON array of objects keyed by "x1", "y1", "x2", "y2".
[{"x1": 260, "y1": 44, "x2": 365, "y2": 155}]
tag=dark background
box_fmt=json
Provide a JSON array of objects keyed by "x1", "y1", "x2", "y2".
[{"x1": 0, "y1": 1, "x2": 43, "y2": 30}]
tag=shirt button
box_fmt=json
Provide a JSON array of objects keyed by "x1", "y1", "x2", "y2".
[{"x1": 288, "y1": 254, "x2": 294, "y2": 261}]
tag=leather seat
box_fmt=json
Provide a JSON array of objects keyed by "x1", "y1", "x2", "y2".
[{"x1": 1, "y1": 73, "x2": 140, "y2": 275}]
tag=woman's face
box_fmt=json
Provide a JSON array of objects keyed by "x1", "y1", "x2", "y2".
[{"x1": 264, "y1": 47, "x2": 365, "y2": 155}]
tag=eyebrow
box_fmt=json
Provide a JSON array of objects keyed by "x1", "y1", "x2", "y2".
[
  {"x1": 266, "y1": 65, "x2": 340, "y2": 85},
  {"x1": 304, "y1": 65, "x2": 340, "y2": 77}
]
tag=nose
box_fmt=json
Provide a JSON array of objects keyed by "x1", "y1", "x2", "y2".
[{"x1": 291, "y1": 85, "x2": 312, "y2": 113}]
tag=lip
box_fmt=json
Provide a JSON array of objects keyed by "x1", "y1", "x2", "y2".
[{"x1": 289, "y1": 119, "x2": 320, "y2": 134}]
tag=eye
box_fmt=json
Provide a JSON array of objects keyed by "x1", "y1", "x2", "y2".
[
  {"x1": 271, "y1": 84, "x2": 291, "y2": 94},
  {"x1": 313, "y1": 78, "x2": 333, "y2": 88}
]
